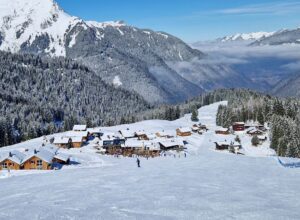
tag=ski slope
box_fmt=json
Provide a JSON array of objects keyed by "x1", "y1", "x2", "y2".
[{"x1": 0, "y1": 102, "x2": 300, "y2": 220}]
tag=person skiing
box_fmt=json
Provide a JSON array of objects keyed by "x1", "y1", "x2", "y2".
[{"x1": 137, "y1": 158, "x2": 141, "y2": 168}]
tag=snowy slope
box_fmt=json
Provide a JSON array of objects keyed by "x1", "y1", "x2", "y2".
[
  {"x1": 1, "y1": 102, "x2": 300, "y2": 219},
  {"x1": 218, "y1": 32, "x2": 275, "y2": 42}
]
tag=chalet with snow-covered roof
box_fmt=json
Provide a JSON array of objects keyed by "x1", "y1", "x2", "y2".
[
  {"x1": 53, "y1": 137, "x2": 72, "y2": 148},
  {"x1": 0, "y1": 151, "x2": 25, "y2": 170},
  {"x1": 156, "y1": 131, "x2": 174, "y2": 138},
  {"x1": 87, "y1": 128, "x2": 103, "y2": 138},
  {"x1": 53, "y1": 153, "x2": 70, "y2": 165},
  {"x1": 176, "y1": 127, "x2": 192, "y2": 137},
  {"x1": 73, "y1": 125, "x2": 87, "y2": 131},
  {"x1": 215, "y1": 142, "x2": 230, "y2": 150},
  {"x1": 159, "y1": 140, "x2": 184, "y2": 151},
  {"x1": 71, "y1": 136, "x2": 84, "y2": 148},
  {"x1": 135, "y1": 131, "x2": 149, "y2": 140},
  {"x1": 232, "y1": 122, "x2": 245, "y2": 132},
  {"x1": 215, "y1": 128, "x2": 230, "y2": 135},
  {"x1": 258, "y1": 135, "x2": 267, "y2": 143},
  {"x1": 119, "y1": 129, "x2": 136, "y2": 139},
  {"x1": 247, "y1": 128, "x2": 264, "y2": 136},
  {"x1": 21, "y1": 149, "x2": 54, "y2": 170}
]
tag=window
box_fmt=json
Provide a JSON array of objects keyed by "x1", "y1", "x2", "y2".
[
  {"x1": 37, "y1": 160, "x2": 43, "y2": 169},
  {"x1": 31, "y1": 160, "x2": 35, "y2": 164},
  {"x1": 2, "y1": 163, "x2": 8, "y2": 169}
]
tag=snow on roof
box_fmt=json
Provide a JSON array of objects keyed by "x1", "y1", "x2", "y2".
[
  {"x1": 216, "y1": 127, "x2": 229, "y2": 132},
  {"x1": 65, "y1": 131, "x2": 88, "y2": 138},
  {"x1": 119, "y1": 130, "x2": 135, "y2": 138},
  {"x1": 248, "y1": 128, "x2": 264, "y2": 134},
  {"x1": 135, "y1": 131, "x2": 147, "y2": 136},
  {"x1": 156, "y1": 131, "x2": 173, "y2": 137},
  {"x1": 123, "y1": 139, "x2": 143, "y2": 148},
  {"x1": 53, "y1": 137, "x2": 71, "y2": 144},
  {"x1": 233, "y1": 122, "x2": 245, "y2": 125},
  {"x1": 146, "y1": 134, "x2": 157, "y2": 140},
  {"x1": 71, "y1": 136, "x2": 83, "y2": 143},
  {"x1": 178, "y1": 127, "x2": 192, "y2": 133},
  {"x1": 0, "y1": 150, "x2": 26, "y2": 164},
  {"x1": 40, "y1": 144, "x2": 59, "y2": 154},
  {"x1": 22, "y1": 149, "x2": 54, "y2": 164},
  {"x1": 215, "y1": 142, "x2": 230, "y2": 146},
  {"x1": 54, "y1": 153, "x2": 70, "y2": 162},
  {"x1": 258, "y1": 135, "x2": 267, "y2": 139},
  {"x1": 87, "y1": 128, "x2": 102, "y2": 133},
  {"x1": 72, "y1": 125, "x2": 87, "y2": 131},
  {"x1": 159, "y1": 140, "x2": 183, "y2": 148}
]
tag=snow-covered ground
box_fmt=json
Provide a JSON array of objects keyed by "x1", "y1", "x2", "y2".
[{"x1": 0, "y1": 102, "x2": 300, "y2": 220}]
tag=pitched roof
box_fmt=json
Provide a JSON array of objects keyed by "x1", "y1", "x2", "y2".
[
  {"x1": 177, "y1": 127, "x2": 192, "y2": 133},
  {"x1": 0, "y1": 150, "x2": 26, "y2": 164},
  {"x1": 53, "y1": 137, "x2": 71, "y2": 144},
  {"x1": 54, "y1": 153, "x2": 70, "y2": 162},
  {"x1": 119, "y1": 129, "x2": 135, "y2": 138},
  {"x1": 71, "y1": 136, "x2": 83, "y2": 143},
  {"x1": 73, "y1": 125, "x2": 87, "y2": 131},
  {"x1": 159, "y1": 140, "x2": 183, "y2": 148}
]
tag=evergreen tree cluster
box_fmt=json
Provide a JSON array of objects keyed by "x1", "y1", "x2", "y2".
[
  {"x1": 212, "y1": 89, "x2": 300, "y2": 158},
  {"x1": 0, "y1": 51, "x2": 150, "y2": 147}
]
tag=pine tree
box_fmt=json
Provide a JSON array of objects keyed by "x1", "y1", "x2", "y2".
[
  {"x1": 191, "y1": 107, "x2": 199, "y2": 122},
  {"x1": 251, "y1": 135, "x2": 260, "y2": 146}
]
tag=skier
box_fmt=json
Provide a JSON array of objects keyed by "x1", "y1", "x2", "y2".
[{"x1": 137, "y1": 158, "x2": 141, "y2": 168}]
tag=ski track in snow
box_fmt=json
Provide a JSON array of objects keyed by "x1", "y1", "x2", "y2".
[{"x1": 0, "y1": 102, "x2": 300, "y2": 220}]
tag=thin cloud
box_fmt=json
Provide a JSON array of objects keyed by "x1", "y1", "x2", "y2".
[{"x1": 217, "y1": 1, "x2": 300, "y2": 16}]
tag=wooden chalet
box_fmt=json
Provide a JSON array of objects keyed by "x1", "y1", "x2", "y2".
[
  {"x1": 87, "y1": 128, "x2": 103, "y2": 138},
  {"x1": 119, "y1": 129, "x2": 136, "y2": 140},
  {"x1": 135, "y1": 131, "x2": 149, "y2": 140},
  {"x1": 71, "y1": 136, "x2": 84, "y2": 148},
  {"x1": 215, "y1": 142, "x2": 230, "y2": 150},
  {"x1": 159, "y1": 140, "x2": 184, "y2": 151},
  {"x1": 21, "y1": 149, "x2": 54, "y2": 170},
  {"x1": 0, "y1": 151, "x2": 25, "y2": 170},
  {"x1": 215, "y1": 128, "x2": 230, "y2": 135},
  {"x1": 101, "y1": 138, "x2": 126, "y2": 155},
  {"x1": 156, "y1": 131, "x2": 174, "y2": 139},
  {"x1": 122, "y1": 140, "x2": 161, "y2": 157},
  {"x1": 53, "y1": 137, "x2": 72, "y2": 148},
  {"x1": 73, "y1": 125, "x2": 87, "y2": 132},
  {"x1": 176, "y1": 127, "x2": 192, "y2": 137},
  {"x1": 233, "y1": 122, "x2": 245, "y2": 132},
  {"x1": 247, "y1": 128, "x2": 264, "y2": 136}
]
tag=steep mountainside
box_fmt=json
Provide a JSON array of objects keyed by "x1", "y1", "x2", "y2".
[
  {"x1": 0, "y1": 0, "x2": 252, "y2": 104},
  {"x1": 251, "y1": 28, "x2": 300, "y2": 46},
  {"x1": 0, "y1": 51, "x2": 150, "y2": 145},
  {"x1": 272, "y1": 73, "x2": 300, "y2": 98}
]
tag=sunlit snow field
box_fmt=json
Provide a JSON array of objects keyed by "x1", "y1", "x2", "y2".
[{"x1": 0, "y1": 102, "x2": 300, "y2": 220}]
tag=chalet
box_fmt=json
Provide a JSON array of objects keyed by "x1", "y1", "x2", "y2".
[
  {"x1": 215, "y1": 142, "x2": 230, "y2": 150},
  {"x1": 73, "y1": 125, "x2": 87, "y2": 131},
  {"x1": 135, "y1": 131, "x2": 149, "y2": 140},
  {"x1": 159, "y1": 140, "x2": 184, "y2": 151},
  {"x1": 65, "y1": 131, "x2": 89, "y2": 141},
  {"x1": 71, "y1": 136, "x2": 84, "y2": 148},
  {"x1": 176, "y1": 127, "x2": 192, "y2": 137},
  {"x1": 53, "y1": 137, "x2": 72, "y2": 148},
  {"x1": 53, "y1": 153, "x2": 70, "y2": 165},
  {"x1": 0, "y1": 151, "x2": 25, "y2": 170},
  {"x1": 87, "y1": 128, "x2": 103, "y2": 138},
  {"x1": 21, "y1": 149, "x2": 54, "y2": 170},
  {"x1": 119, "y1": 129, "x2": 136, "y2": 139},
  {"x1": 233, "y1": 122, "x2": 245, "y2": 132},
  {"x1": 101, "y1": 138, "x2": 126, "y2": 155},
  {"x1": 192, "y1": 124, "x2": 201, "y2": 133},
  {"x1": 247, "y1": 128, "x2": 264, "y2": 136},
  {"x1": 156, "y1": 131, "x2": 174, "y2": 139},
  {"x1": 215, "y1": 128, "x2": 230, "y2": 135}
]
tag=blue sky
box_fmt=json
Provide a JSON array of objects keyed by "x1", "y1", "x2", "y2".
[{"x1": 56, "y1": 0, "x2": 300, "y2": 42}]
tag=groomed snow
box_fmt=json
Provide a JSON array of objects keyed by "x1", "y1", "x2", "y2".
[{"x1": 0, "y1": 102, "x2": 300, "y2": 219}]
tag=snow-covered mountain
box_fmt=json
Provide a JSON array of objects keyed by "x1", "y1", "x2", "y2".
[
  {"x1": 217, "y1": 32, "x2": 275, "y2": 42},
  {"x1": 0, "y1": 0, "x2": 253, "y2": 104},
  {"x1": 251, "y1": 28, "x2": 300, "y2": 46}
]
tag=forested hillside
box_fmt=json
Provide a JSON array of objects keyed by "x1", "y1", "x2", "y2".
[
  {"x1": 0, "y1": 51, "x2": 150, "y2": 147},
  {"x1": 212, "y1": 89, "x2": 300, "y2": 158}
]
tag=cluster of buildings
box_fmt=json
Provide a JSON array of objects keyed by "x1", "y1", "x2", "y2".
[
  {"x1": 214, "y1": 121, "x2": 269, "y2": 153},
  {"x1": 0, "y1": 144, "x2": 70, "y2": 171},
  {"x1": 98, "y1": 123, "x2": 208, "y2": 158}
]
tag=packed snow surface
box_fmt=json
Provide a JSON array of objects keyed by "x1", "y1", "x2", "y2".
[{"x1": 0, "y1": 102, "x2": 300, "y2": 220}]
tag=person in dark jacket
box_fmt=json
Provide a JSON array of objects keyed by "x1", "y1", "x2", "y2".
[{"x1": 137, "y1": 158, "x2": 141, "y2": 167}]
